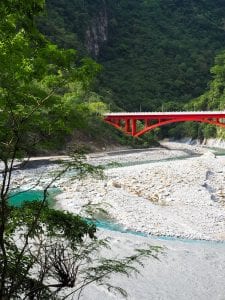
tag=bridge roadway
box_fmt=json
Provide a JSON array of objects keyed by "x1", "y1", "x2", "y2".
[{"x1": 104, "y1": 111, "x2": 225, "y2": 137}]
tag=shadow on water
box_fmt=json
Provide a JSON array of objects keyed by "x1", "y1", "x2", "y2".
[
  {"x1": 8, "y1": 189, "x2": 60, "y2": 207},
  {"x1": 103, "y1": 154, "x2": 201, "y2": 170},
  {"x1": 105, "y1": 146, "x2": 225, "y2": 169},
  {"x1": 204, "y1": 146, "x2": 225, "y2": 156}
]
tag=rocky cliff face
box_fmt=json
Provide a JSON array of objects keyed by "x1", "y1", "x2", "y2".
[{"x1": 85, "y1": 2, "x2": 108, "y2": 58}]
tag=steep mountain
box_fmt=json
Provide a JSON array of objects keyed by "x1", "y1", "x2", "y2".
[{"x1": 39, "y1": 0, "x2": 225, "y2": 113}]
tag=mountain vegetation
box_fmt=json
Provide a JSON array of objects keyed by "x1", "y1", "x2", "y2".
[{"x1": 39, "y1": 0, "x2": 225, "y2": 114}]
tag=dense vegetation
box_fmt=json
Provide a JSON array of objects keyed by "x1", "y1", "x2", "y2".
[
  {"x1": 185, "y1": 50, "x2": 225, "y2": 140},
  {"x1": 191, "y1": 51, "x2": 225, "y2": 112},
  {"x1": 39, "y1": 0, "x2": 225, "y2": 113}
]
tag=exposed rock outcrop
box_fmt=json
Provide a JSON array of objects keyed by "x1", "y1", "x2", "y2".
[{"x1": 85, "y1": 1, "x2": 108, "y2": 57}]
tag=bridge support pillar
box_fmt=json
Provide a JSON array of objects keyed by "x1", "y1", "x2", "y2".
[
  {"x1": 132, "y1": 119, "x2": 137, "y2": 136},
  {"x1": 125, "y1": 119, "x2": 131, "y2": 133},
  {"x1": 115, "y1": 119, "x2": 120, "y2": 126},
  {"x1": 145, "y1": 119, "x2": 150, "y2": 128}
]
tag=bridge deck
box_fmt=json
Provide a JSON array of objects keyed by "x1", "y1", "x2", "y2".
[{"x1": 104, "y1": 111, "x2": 225, "y2": 118}]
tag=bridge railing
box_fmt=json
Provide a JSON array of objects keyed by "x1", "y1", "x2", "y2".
[{"x1": 104, "y1": 111, "x2": 225, "y2": 116}]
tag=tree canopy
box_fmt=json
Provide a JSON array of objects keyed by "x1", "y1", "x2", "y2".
[{"x1": 0, "y1": 0, "x2": 103, "y2": 158}]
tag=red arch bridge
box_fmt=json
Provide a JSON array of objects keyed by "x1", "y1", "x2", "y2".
[{"x1": 104, "y1": 111, "x2": 225, "y2": 137}]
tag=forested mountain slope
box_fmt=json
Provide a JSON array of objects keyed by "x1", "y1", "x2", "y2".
[{"x1": 39, "y1": 0, "x2": 225, "y2": 112}]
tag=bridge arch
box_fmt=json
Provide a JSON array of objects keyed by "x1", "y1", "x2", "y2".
[{"x1": 134, "y1": 118, "x2": 225, "y2": 137}]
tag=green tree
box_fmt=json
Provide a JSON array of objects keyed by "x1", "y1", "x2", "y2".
[
  {"x1": 0, "y1": 1, "x2": 161, "y2": 299},
  {"x1": 188, "y1": 50, "x2": 225, "y2": 139}
]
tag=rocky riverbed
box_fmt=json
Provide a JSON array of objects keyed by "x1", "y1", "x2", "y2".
[
  {"x1": 10, "y1": 141, "x2": 225, "y2": 241},
  {"x1": 9, "y1": 141, "x2": 225, "y2": 299},
  {"x1": 52, "y1": 142, "x2": 225, "y2": 241}
]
